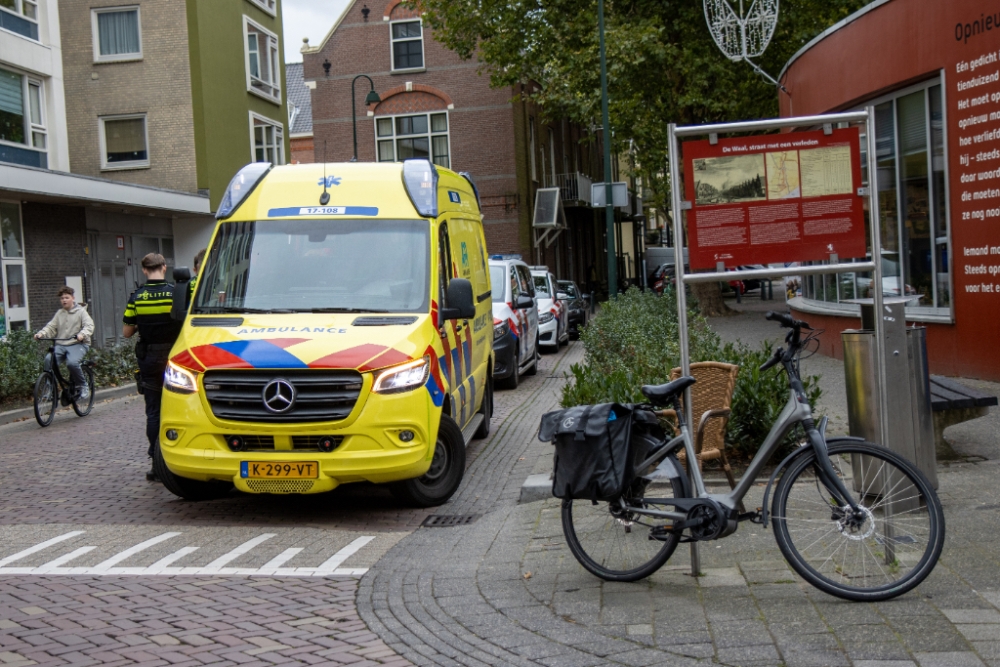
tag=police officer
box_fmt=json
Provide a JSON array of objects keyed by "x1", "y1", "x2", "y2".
[{"x1": 123, "y1": 253, "x2": 182, "y2": 481}]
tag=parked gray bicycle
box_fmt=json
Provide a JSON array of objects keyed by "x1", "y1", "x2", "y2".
[
  {"x1": 33, "y1": 338, "x2": 96, "y2": 427},
  {"x1": 561, "y1": 312, "x2": 945, "y2": 602}
]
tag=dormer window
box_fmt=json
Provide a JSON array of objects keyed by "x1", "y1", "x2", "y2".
[{"x1": 391, "y1": 20, "x2": 423, "y2": 71}]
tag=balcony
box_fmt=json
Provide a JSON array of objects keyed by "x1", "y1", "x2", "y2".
[
  {"x1": 0, "y1": 143, "x2": 47, "y2": 169},
  {"x1": 546, "y1": 172, "x2": 593, "y2": 206},
  {"x1": 0, "y1": 7, "x2": 39, "y2": 41}
]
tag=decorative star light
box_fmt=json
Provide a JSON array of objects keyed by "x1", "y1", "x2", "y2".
[{"x1": 703, "y1": 0, "x2": 787, "y2": 91}]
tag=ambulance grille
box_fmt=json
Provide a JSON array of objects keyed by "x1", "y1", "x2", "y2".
[
  {"x1": 203, "y1": 370, "x2": 363, "y2": 423},
  {"x1": 244, "y1": 479, "x2": 315, "y2": 494}
]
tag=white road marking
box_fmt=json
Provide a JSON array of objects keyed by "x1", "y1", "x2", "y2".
[
  {"x1": 201, "y1": 534, "x2": 276, "y2": 572},
  {"x1": 0, "y1": 533, "x2": 376, "y2": 577},
  {"x1": 0, "y1": 531, "x2": 85, "y2": 567},
  {"x1": 91, "y1": 533, "x2": 181, "y2": 572},
  {"x1": 313, "y1": 536, "x2": 376, "y2": 576}
]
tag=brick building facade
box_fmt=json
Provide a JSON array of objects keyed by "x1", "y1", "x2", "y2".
[{"x1": 301, "y1": 0, "x2": 611, "y2": 284}]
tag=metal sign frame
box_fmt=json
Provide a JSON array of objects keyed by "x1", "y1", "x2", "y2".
[{"x1": 667, "y1": 108, "x2": 888, "y2": 575}]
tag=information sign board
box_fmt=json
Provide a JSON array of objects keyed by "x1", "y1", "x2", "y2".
[{"x1": 682, "y1": 127, "x2": 867, "y2": 269}]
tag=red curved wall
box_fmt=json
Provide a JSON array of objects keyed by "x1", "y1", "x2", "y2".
[{"x1": 781, "y1": 0, "x2": 1000, "y2": 380}]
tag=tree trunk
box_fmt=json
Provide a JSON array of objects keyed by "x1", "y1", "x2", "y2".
[{"x1": 691, "y1": 281, "x2": 733, "y2": 317}]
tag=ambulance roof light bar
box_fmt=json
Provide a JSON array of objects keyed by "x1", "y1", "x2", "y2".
[
  {"x1": 402, "y1": 158, "x2": 438, "y2": 218},
  {"x1": 216, "y1": 162, "x2": 272, "y2": 220}
]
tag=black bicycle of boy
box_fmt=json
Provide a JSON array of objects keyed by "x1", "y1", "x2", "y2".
[
  {"x1": 33, "y1": 338, "x2": 96, "y2": 427},
  {"x1": 554, "y1": 312, "x2": 945, "y2": 602}
]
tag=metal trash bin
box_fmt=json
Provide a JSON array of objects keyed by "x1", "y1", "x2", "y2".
[{"x1": 842, "y1": 297, "x2": 937, "y2": 490}]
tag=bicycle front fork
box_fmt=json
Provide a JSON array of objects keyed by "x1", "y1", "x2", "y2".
[{"x1": 803, "y1": 420, "x2": 862, "y2": 516}]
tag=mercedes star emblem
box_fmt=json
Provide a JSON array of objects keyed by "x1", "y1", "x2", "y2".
[{"x1": 262, "y1": 378, "x2": 296, "y2": 414}]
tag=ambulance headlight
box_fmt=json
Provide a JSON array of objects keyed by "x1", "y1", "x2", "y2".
[
  {"x1": 164, "y1": 362, "x2": 199, "y2": 394},
  {"x1": 372, "y1": 356, "x2": 430, "y2": 394},
  {"x1": 216, "y1": 162, "x2": 271, "y2": 220},
  {"x1": 402, "y1": 159, "x2": 438, "y2": 218}
]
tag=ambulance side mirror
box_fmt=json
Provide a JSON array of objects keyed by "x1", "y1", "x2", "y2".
[
  {"x1": 171, "y1": 267, "x2": 192, "y2": 321},
  {"x1": 442, "y1": 278, "x2": 475, "y2": 320}
]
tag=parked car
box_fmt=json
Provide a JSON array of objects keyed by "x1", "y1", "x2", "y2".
[
  {"x1": 530, "y1": 266, "x2": 569, "y2": 351},
  {"x1": 557, "y1": 280, "x2": 588, "y2": 339},
  {"x1": 489, "y1": 258, "x2": 539, "y2": 389}
]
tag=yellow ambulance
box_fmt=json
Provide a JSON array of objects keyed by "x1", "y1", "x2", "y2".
[{"x1": 156, "y1": 159, "x2": 494, "y2": 507}]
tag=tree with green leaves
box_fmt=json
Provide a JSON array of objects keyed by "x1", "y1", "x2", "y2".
[{"x1": 419, "y1": 0, "x2": 868, "y2": 313}]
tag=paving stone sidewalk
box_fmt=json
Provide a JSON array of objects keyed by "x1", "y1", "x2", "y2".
[{"x1": 359, "y1": 305, "x2": 1000, "y2": 667}]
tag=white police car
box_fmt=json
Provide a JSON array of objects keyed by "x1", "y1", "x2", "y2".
[
  {"x1": 530, "y1": 266, "x2": 569, "y2": 351},
  {"x1": 488, "y1": 257, "x2": 539, "y2": 389}
]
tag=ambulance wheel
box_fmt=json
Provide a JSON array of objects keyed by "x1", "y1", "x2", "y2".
[
  {"x1": 524, "y1": 343, "x2": 539, "y2": 376},
  {"x1": 474, "y1": 376, "x2": 492, "y2": 440},
  {"x1": 153, "y1": 440, "x2": 233, "y2": 501},
  {"x1": 498, "y1": 349, "x2": 519, "y2": 389},
  {"x1": 391, "y1": 415, "x2": 466, "y2": 507}
]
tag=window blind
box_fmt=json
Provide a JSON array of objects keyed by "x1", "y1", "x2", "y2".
[
  {"x1": 0, "y1": 68, "x2": 23, "y2": 115},
  {"x1": 105, "y1": 118, "x2": 145, "y2": 153}
]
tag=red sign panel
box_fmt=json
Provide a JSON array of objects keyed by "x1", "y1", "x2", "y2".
[{"x1": 682, "y1": 127, "x2": 867, "y2": 270}]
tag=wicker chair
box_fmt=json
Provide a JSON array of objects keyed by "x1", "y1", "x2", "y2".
[{"x1": 656, "y1": 361, "x2": 741, "y2": 496}]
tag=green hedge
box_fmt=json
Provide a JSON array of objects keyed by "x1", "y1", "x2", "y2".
[
  {"x1": 560, "y1": 287, "x2": 821, "y2": 459},
  {"x1": 0, "y1": 331, "x2": 139, "y2": 403}
]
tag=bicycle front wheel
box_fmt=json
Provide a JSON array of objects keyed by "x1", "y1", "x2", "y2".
[
  {"x1": 562, "y1": 473, "x2": 686, "y2": 582},
  {"x1": 772, "y1": 441, "x2": 944, "y2": 601},
  {"x1": 72, "y1": 366, "x2": 96, "y2": 417},
  {"x1": 33, "y1": 372, "x2": 58, "y2": 427}
]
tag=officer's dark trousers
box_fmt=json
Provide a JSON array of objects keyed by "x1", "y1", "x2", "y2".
[{"x1": 137, "y1": 346, "x2": 171, "y2": 458}]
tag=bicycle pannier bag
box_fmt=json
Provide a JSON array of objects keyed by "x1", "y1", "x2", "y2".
[{"x1": 538, "y1": 403, "x2": 645, "y2": 501}]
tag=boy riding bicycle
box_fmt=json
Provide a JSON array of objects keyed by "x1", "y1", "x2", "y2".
[{"x1": 34, "y1": 286, "x2": 94, "y2": 400}]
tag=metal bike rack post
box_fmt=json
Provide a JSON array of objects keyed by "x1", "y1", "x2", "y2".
[{"x1": 667, "y1": 109, "x2": 888, "y2": 577}]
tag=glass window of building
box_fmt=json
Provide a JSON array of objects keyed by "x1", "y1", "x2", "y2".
[
  {"x1": 92, "y1": 7, "x2": 142, "y2": 62},
  {"x1": 0, "y1": 68, "x2": 47, "y2": 168},
  {"x1": 375, "y1": 112, "x2": 449, "y2": 168},
  {"x1": 0, "y1": 202, "x2": 28, "y2": 332},
  {"x1": 391, "y1": 20, "x2": 424, "y2": 71},
  {"x1": 803, "y1": 79, "x2": 950, "y2": 317},
  {"x1": 100, "y1": 114, "x2": 149, "y2": 169},
  {"x1": 0, "y1": 0, "x2": 39, "y2": 41},
  {"x1": 246, "y1": 0, "x2": 276, "y2": 16},
  {"x1": 244, "y1": 17, "x2": 280, "y2": 102},
  {"x1": 251, "y1": 114, "x2": 283, "y2": 164}
]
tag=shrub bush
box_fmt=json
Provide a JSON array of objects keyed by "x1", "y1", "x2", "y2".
[
  {"x1": 0, "y1": 333, "x2": 139, "y2": 403},
  {"x1": 559, "y1": 287, "x2": 822, "y2": 459},
  {"x1": 0, "y1": 330, "x2": 44, "y2": 402}
]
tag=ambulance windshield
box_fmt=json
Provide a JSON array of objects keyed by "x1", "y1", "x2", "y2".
[{"x1": 193, "y1": 219, "x2": 430, "y2": 314}]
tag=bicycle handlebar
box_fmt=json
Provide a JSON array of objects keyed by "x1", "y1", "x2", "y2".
[
  {"x1": 35, "y1": 337, "x2": 81, "y2": 342},
  {"x1": 765, "y1": 311, "x2": 811, "y2": 330}
]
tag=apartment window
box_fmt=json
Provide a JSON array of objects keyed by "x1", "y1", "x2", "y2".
[
  {"x1": 92, "y1": 7, "x2": 142, "y2": 62},
  {"x1": 391, "y1": 20, "x2": 424, "y2": 71},
  {"x1": 251, "y1": 113, "x2": 283, "y2": 164},
  {"x1": 0, "y1": 68, "x2": 46, "y2": 168},
  {"x1": 0, "y1": 0, "x2": 39, "y2": 41},
  {"x1": 244, "y1": 17, "x2": 280, "y2": 102},
  {"x1": 245, "y1": 0, "x2": 276, "y2": 16},
  {"x1": 375, "y1": 112, "x2": 449, "y2": 168},
  {"x1": 100, "y1": 114, "x2": 149, "y2": 169}
]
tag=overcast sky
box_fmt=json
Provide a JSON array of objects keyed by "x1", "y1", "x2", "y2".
[{"x1": 282, "y1": 0, "x2": 352, "y2": 64}]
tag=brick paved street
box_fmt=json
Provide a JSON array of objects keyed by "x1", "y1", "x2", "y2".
[{"x1": 3, "y1": 312, "x2": 1000, "y2": 666}]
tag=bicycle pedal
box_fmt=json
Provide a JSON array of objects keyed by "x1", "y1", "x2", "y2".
[{"x1": 738, "y1": 511, "x2": 764, "y2": 525}]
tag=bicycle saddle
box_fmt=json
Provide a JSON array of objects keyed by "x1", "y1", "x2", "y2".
[{"x1": 640, "y1": 376, "x2": 696, "y2": 406}]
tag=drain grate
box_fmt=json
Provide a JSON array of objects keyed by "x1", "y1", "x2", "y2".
[{"x1": 422, "y1": 514, "x2": 480, "y2": 528}]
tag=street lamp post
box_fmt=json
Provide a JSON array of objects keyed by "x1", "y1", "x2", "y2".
[
  {"x1": 351, "y1": 75, "x2": 382, "y2": 162},
  {"x1": 598, "y1": 0, "x2": 616, "y2": 297}
]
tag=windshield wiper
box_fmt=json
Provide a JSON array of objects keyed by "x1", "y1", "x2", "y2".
[{"x1": 306, "y1": 307, "x2": 392, "y2": 313}]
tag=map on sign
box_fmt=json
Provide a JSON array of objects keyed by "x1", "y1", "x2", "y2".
[
  {"x1": 765, "y1": 151, "x2": 800, "y2": 200},
  {"x1": 800, "y1": 145, "x2": 854, "y2": 197}
]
